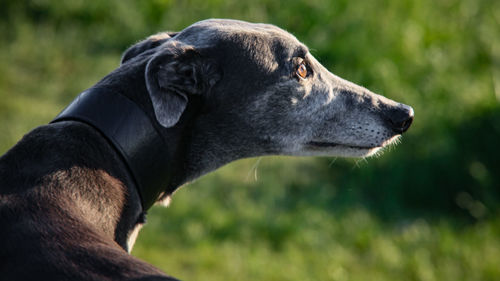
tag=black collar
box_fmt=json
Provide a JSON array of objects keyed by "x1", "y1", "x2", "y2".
[{"x1": 51, "y1": 88, "x2": 170, "y2": 210}]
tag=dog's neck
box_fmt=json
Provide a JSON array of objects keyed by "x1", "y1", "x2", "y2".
[
  {"x1": 38, "y1": 59, "x2": 197, "y2": 250},
  {"x1": 52, "y1": 88, "x2": 173, "y2": 210},
  {"x1": 40, "y1": 57, "x2": 259, "y2": 251},
  {"x1": 49, "y1": 89, "x2": 180, "y2": 251},
  {"x1": 86, "y1": 56, "x2": 239, "y2": 197}
]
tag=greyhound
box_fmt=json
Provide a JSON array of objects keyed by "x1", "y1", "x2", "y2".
[{"x1": 0, "y1": 19, "x2": 413, "y2": 280}]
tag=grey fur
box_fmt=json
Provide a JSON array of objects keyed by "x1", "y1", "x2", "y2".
[
  {"x1": 133, "y1": 19, "x2": 413, "y2": 185},
  {"x1": 0, "y1": 19, "x2": 413, "y2": 280}
]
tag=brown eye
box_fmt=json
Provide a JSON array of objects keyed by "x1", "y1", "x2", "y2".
[{"x1": 296, "y1": 62, "x2": 308, "y2": 79}]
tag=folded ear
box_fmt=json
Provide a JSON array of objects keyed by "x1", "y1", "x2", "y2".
[
  {"x1": 145, "y1": 41, "x2": 221, "y2": 128},
  {"x1": 121, "y1": 32, "x2": 178, "y2": 64}
]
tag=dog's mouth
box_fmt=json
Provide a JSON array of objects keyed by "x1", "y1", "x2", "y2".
[
  {"x1": 302, "y1": 135, "x2": 401, "y2": 158},
  {"x1": 306, "y1": 141, "x2": 379, "y2": 150}
]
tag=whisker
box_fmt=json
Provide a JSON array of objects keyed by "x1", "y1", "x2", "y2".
[
  {"x1": 246, "y1": 157, "x2": 262, "y2": 182},
  {"x1": 328, "y1": 157, "x2": 338, "y2": 167}
]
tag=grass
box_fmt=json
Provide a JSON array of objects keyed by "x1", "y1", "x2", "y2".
[
  {"x1": 132, "y1": 158, "x2": 500, "y2": 281},
  {"x1": 1, "y1": 0, "x2": 499, "y2": 279}
]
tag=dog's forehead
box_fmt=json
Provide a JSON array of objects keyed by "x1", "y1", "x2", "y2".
[{"x1": 175, "y1": 19, "x2": 305, "y2": 54}]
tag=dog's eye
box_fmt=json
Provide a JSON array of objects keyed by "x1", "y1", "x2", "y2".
[{"x1": 296, "y1": 62, "x2": 308, "y2": 79}]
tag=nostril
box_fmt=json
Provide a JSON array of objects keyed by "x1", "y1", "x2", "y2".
[
  {"x1": 400, "y1": 115, "x2": 413, "y2": 133},
  {"x1": 389, "y1": 105, "x2": 414, "y2": 134}
]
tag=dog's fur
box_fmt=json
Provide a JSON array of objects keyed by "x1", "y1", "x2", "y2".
[{"x1": 0, "y1": 19, "x2": 413, "y2": 280}]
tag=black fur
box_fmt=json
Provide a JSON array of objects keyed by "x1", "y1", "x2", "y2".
[
  {"x1": 0, "y1": 19, "x2": 413, "y2": 280},
  {"x1": 0, "y1": 122, "x2": 177, "y2": 280}
]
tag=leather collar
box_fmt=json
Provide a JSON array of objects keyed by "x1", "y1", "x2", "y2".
[{"x1": 51, "y1": 88, "x2": 170, "y2": 210}]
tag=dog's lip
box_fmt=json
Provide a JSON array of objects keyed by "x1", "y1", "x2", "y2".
[{"x1": 306, "y1": 141, "x2": 379, "y2": 150}]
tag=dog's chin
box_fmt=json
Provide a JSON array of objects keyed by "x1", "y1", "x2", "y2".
[
  {"x1": 297, "y1": 135, "x2": 401, "y2": 158},
  {"x1": 297, "y1": 144, "x2": 381, "y2": 158}
]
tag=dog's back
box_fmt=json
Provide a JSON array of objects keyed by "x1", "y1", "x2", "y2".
[{"x1": 0, "y1": 123, "x2": 176, "y2": 281}]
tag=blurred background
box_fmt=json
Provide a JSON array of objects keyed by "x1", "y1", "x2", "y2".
[{"x1": 1, "y1": 0, "x2": 499, "y2": 280}]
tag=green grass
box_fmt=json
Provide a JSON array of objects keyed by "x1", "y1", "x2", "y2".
[
  {"x1": 132, "y1": 158, "x2": 500, "y2": 281},
  {"x1": 136, "y1": 216, "x2": 500, "y2": 281},
  {"x1": 1, "y1": 0, "x2": 499, "y2": 280}
]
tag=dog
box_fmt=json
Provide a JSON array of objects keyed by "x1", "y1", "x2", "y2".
[{"x1": 0, "y1": 19, "x2": 413, "y2": 280}]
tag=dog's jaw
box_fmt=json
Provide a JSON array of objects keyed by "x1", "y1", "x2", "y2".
[{"x1": 294, "y1": 134, "x2": 402, "y2": 158}]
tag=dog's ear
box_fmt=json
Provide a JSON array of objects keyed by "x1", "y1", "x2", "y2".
[
  {"x1": 145, "y1": 41, "x2": 221, "y2": 128},
  {"x1": 121, "y1": 32, "x2": 178, "y2": 64}
]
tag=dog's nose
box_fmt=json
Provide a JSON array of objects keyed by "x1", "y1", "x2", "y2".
[{"x1": 388, "y1": 105, "x2": 414, "y2": 134}]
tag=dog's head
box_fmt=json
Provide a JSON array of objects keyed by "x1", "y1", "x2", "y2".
[{"x1": 121, "y1": 19, "x2": 413, "y2": 162}]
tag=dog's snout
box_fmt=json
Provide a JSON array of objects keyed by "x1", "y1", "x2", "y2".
[{"x1": 387, "y1": 104, "x2": 414, "y2": 134}]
